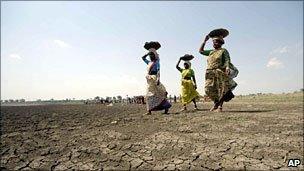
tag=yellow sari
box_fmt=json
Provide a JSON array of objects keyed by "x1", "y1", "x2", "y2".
[{"x1": 181, "y1": 69, "x2": 200, "y2": 105}]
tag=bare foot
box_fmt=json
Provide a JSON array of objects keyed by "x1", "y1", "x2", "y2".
[
  {"x1": 215, "y1": 107, "x2": 223, "y2": 112},
  {"x1": 210, "y1": 106, "x2": 218, "y2": 111},
  {"x1": 180, "y1": 108, "x2": 187, "y2": 112},
  {"x1": 144, "y1": 111, "x2": 152, "y2": 115},
  {"x1": 162, "y1": 108, "x2": 169, "y2": 114}
]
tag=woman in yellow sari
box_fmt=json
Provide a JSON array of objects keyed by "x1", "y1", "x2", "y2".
[{"x1": 176, "y1": 57, "x2": 200, "y2": 111}]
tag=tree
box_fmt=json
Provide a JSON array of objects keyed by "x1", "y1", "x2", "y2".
[
  {"x1": 106, "y1": 97, "x2": 112, "y2": 103},
  {"x1": 113, "y1": 97, "x2": 117, "y2": 103},
  {"x1": 94, "y1": 96, "x2": 100, "y2": 101},
  {"x1": 117, "y1": 96, "x2": 122, "y2": 103}
]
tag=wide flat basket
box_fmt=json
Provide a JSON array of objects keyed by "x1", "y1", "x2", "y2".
[
  {"x1": 208, "y1": 28, "x2": 229, "y2": 38},
  {"x1": 144, "y1": 41, "x2": 161, "y2": 50},
  {"x1": 180, "y1": 54, "x2": 194, "y2": 61}
]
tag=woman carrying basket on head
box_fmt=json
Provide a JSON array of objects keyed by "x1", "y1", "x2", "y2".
[
  {"x1": 199, "y1": 29, "x2": 238, "y2": 112},
  {"x1": 176, "y1": 55, "x2": 200, "y2": 111},
  {"x1": 142, "y1": 41, "x2": 171, "y2": 115}
]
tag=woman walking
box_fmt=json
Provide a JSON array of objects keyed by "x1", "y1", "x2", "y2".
[
  {"x1": 199, "y1": 29, "x2": 237, "y2": 112},
  {"x1": 142, "y1": 45, "x2": 171, "y2": 115},
  {"x1": 176, "y1": 56, "x2": 200, "y2": 111}
]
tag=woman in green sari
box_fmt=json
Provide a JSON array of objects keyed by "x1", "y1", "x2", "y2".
[{"x1": 199, "y1": 35, "x2": 237, "y2": 112}]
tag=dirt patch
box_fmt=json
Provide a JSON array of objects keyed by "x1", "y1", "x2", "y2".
[{"x1": 1, "y1": 93, "x2": 303, "y2": 170}]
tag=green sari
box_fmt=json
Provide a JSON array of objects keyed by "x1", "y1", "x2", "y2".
[{"x1": 201, "y1": 48, "x2": 237, "y2": 102}]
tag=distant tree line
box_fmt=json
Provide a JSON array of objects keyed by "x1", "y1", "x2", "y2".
[
  {"x1": 2, "y1": 89, "x2": 302, "y2": 104},
  {"x1": 1, "y1": 99, "x2": 26, "y2": 103}
]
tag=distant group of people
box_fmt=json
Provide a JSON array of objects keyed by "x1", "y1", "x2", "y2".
[
  {"x1": 127, "y1": 96, "x2": 145, "y2": 104},
  {"x1": 168, "y1": 95, "x2": 178, "y2": 103},
  {"x1": 85, "y1": 96, "x2": 145, "y2": 105},
  {"x1": 142, "y1": 29, "x2": 238, "y2": 115}
]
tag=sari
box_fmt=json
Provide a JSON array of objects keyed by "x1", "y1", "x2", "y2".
[
  {"x1": 202, "y1": 48, "x2": 237, "y2": 102},
  {"x1": 145, "y1": 59, "x2": 171, "y2": 111},
  {"x1": 180, "y1": 69, "x2": 200, "y2": 105}
]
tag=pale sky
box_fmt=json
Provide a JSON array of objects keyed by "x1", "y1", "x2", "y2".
[{"x1": 1, "y1": 1, "x2": 303, "y2": 101}]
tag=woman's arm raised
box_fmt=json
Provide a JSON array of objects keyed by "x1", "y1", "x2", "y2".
[
  {"x1": 199, "y1": 35, "x2": 209, "y2": 54},
  {"x1": 176, "y1": 58, "x2": 182, "y2": 72},
  {"x1": 142, "y1": 53, "x2": 150, "y2": 64}
]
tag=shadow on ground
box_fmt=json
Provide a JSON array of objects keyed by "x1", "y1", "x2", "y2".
[{"x1": 223, "y1": 109, "x2": 274, "y2": 113}]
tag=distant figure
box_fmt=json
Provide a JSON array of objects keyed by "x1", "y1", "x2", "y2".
[
  {"x1": 176, "y1": 58, "x2": 200, "y2": 111},
  {"x1": 199, "y1": 30, "x2": 238, "y2": 112},
  {"x1": 141, "y1": 96, "x2": 145, "y2": 104},
  {"x1": 135, "y1": 96, "x2": 145, "y2": 104},
  {"x1": 142, "y1": 47, "x2": 171, "y2": 115},
  {"x1": 174, "y1": 95, "x2": 177, "y2": 103}
]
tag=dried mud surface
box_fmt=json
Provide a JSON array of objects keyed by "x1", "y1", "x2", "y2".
[{"x1": 1, "y1": 94, "x2": 303, "y2": 170}]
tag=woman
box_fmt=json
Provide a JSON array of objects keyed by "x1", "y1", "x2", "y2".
[
  {"x1": 199, "y1": 35, "x2": 237, "y2": 112},
  {"x1": 142, "y1": 48, "x2": 171, "y2": 115},
  {"x1": 176, "y1": 58, "x2": 200, "y2": 111}
]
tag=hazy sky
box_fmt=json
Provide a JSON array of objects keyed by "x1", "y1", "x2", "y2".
[{"x1": 1, "y1": 1, "x2": 303, "y2": 100}]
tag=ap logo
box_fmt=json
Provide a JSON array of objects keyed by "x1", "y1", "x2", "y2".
[{"x1": 288, "y1": 159, "x2": 301, "y2": 167}]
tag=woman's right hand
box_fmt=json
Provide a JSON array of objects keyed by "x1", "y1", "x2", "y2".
[
  {"x1": 204, "y1": 35, "x2": 209, "y2": 43},
  {"x1": 142, "y1": 53, "x2": 149, "y2": 58}
]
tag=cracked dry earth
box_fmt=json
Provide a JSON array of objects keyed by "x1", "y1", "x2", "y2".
[{"x1": 1, "y1": 93, "x2": 303, "y2": 170}]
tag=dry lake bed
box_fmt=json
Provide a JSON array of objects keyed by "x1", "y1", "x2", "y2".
[{"x1": 1, "y1": 93, "x2": 303, "y2": 170}]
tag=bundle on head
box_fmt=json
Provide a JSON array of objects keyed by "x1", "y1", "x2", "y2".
[
  {"x1": 144, "y1": 41, "x2": 161, "y2": 50},
  {"x1": 180, "y1": 54, "x2": 194, "y2": 61},
  {"x1": 208, "y1": 28, "x2": 229, "y2": 38}
]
